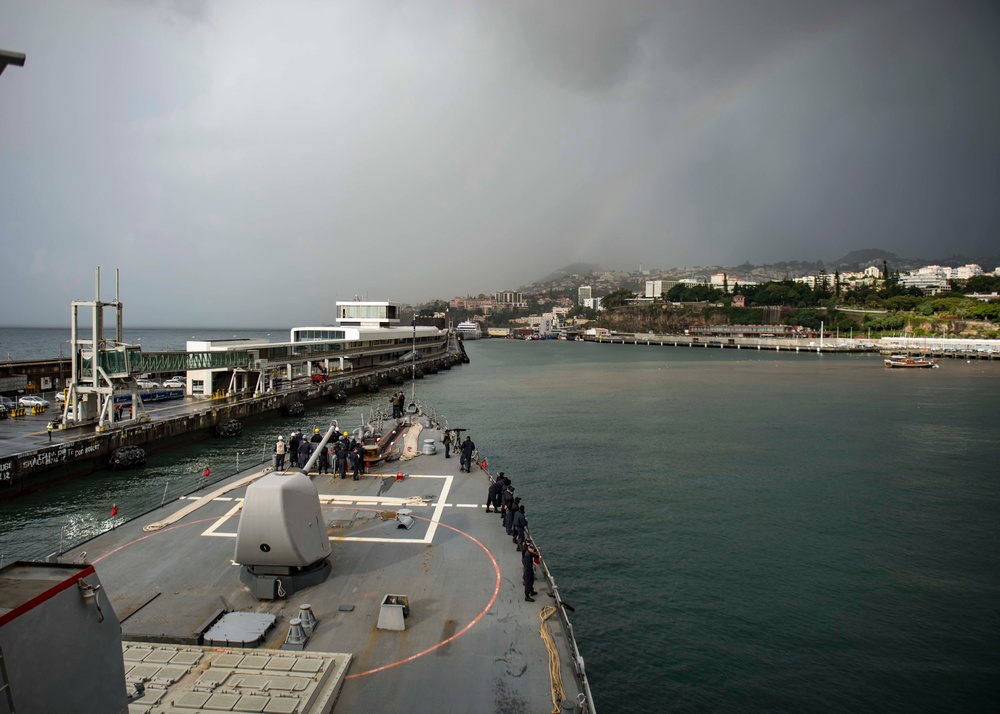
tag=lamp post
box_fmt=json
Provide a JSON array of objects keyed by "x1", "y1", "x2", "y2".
[{"x1": 411, "y1": 318, "x2": 416, "y2": 403}]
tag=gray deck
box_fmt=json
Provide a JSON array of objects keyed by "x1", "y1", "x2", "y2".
[{"x1": 64, "y1": 415, "x2": 585, "y2": 713}]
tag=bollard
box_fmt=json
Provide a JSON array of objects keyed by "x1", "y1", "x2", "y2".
[
  {"x1": 298, "y1": 604, "x2": 317, "y2": 634},
  {"x1": 282, "y1": 618, "x2": 308, "y2": 650}
]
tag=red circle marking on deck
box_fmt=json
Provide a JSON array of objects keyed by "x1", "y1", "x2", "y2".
[
  {"x1": 331, "y1": 508, "x2": 503, "y2": 679},
  {"x1": 92, "y1": 517, "x2": 220, "y2": 563},
  {"x1": 93, "y1": 506, "x2": 502, "y2": 679}
]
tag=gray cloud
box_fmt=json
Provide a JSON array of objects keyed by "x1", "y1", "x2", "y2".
[{"x1": 1, "y1": 0, "x2": 997, "y2": 327}]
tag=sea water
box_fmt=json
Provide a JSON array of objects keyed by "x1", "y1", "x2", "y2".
[{"x1": 1, "y1": 335, "x2": 997, "y2": 712}]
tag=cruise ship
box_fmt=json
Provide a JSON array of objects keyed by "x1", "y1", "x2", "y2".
[{"x1": 455, "y1": 320, "x2": 482, "y2": 340}]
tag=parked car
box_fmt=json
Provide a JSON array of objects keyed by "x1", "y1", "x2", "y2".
[
  {"x1": 0, "y1": 396, "x2": 16, "y2": 410},
  {"x1": 19, "y1": 395, "x2": 50, "y2": 408},
  {"x1": 55, "y1": 391, "x2": 66, "y2": 403},
  {"x1": 136, "y1": 380, "x2": 159, "y2": 390},
  {"x1": 0, "y1": 404, "x2": 8, "y2": 419},
  {"x1": 163, "y1": 379, "x2": 185, "y2": 389}
]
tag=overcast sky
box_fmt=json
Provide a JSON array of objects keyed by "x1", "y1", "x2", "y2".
[{"x1": 1, "y1": 0, "x2": 997, "y2": 327}]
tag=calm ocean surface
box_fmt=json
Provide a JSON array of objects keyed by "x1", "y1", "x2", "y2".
[{"x1": 2, "y1": 332, "x2": 998, "y2": 713}]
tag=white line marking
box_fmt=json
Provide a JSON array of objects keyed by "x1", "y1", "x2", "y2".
[
  {"x1": 197, "y1": 474, "x2": 459, "y2": 545},
  {"x1": 201, "y1": 501, "x2": 243, "y2": 537}
]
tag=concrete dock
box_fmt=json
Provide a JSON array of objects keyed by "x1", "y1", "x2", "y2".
[{"x1": 0, "y1": 359, "x2": 458, "y2": 501}]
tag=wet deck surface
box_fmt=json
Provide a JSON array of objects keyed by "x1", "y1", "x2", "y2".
[{"x1": 64, "y1": 416, "x2": 583, "y2": 713}]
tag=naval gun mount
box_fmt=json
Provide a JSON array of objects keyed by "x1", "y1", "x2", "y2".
[{"x1": 235, "y1": 422, "x2": 340, "y2": 600}]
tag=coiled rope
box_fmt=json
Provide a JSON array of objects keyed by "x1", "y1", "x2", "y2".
[{"x1": 540, "y1": 605, "x2": 567, "y2": 714}]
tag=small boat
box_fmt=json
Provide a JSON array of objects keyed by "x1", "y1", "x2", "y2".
[{"x1": 884, "y1": 354, "x2": 939, "y2": 369}]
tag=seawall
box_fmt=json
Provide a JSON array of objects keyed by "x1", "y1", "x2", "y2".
[{"x1": 0, "y1": 359, "x2": 458, "y2": 501}]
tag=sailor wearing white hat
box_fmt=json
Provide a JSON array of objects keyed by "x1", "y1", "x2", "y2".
[{"x1": 274, "y1": 435, "x2": 286, "y2": 471}]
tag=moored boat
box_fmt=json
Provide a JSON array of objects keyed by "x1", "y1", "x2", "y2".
[{"x1": 884, "y1": 354, "x2": 940, "y2": 368}]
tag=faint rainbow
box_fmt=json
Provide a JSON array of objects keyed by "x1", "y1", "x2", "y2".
[{"x1": 573, "y1": 3, "x2": 870, "y2": 260}]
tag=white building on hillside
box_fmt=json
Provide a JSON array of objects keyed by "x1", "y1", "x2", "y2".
[
  {"x1": 644, "y1": 280, "x2": 671, "y2": 298},
  {"x1": 899, "y1": 266, "x2": 949, "y2": 293}
]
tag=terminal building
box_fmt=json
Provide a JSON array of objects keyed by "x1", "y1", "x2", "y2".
[{"x1": 186, "y1": 300, "x2": 449, "y2": 397}]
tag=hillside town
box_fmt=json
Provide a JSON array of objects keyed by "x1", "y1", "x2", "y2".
[{"x1": 437, "y1": 256, "x2": 1000, "y2": 340}]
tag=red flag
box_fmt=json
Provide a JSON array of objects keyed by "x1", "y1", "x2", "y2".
[
  {"x1": 111, "y1": 504, "x2": 118, "y2": 517},
  {"x1": 203, "y1": 467, "x2": 210, "y2": 478}
]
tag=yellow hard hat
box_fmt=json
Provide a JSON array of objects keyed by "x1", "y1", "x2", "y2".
[
  {"x1": 343, "y1": 431, "x2": 348, "y2": 436},
  {"x1": 314, "y1": 428, "x2": 320, "y2": 433}
]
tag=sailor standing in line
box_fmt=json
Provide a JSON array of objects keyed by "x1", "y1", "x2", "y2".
[
  {"x1": 513, "y1": 504, "x2": 527, "y2": 551},
  {"x1": 442, "y1": 430, "x2": 452, "y2": 458},
  {"x1": 522, "y1": 541, "x2": 539, "y2": 602},
  {"x1": 494, "y1": 475, "x2": 508, "y2": 514},
  {"x1": 485, "y1": 471, "x2": 504, "y2": 513},
  {"x1": 504, "y1": 496, "x2": 521, "y2": 536},
  {"x1": 274, "y1": 436, "x2": 286, "y2": 471},
  {"x1": 501, "y1": 483, "x2": 515, "y2": 524}
]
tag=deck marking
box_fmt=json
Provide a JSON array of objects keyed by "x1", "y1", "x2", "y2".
[
  {"x1": 344, "y1": 510, "x2": 502, "y2": 680},
  {"x1": 324, "y1": 476, "x2": 450, "y2": 544},
  {"x1": 86, "y1": 497, "x2": 503, "y2": 681},
  {"x1": 201, "y1": 501, "x2": 244, "y2": 537},
  {"x1": 196, "y1": 474, "x2": 457, "y2": 544}
]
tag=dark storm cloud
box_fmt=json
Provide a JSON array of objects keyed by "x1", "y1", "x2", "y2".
[{"x1": 0, "y1": 0, "x2": 996, "y2": 327}]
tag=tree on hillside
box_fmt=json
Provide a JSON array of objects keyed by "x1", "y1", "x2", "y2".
[
  {"x1": 600, "y1": 288, "x2": 637, "y2": 309},
  {"x1": 965, "y1": 275, "x2": 1000, "y2": 293},
  {"x1": 665, "y1": 283, "x2": 723, "y2": 303}
]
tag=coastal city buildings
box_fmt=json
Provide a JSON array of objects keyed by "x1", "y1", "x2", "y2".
[
  {"x1": 440, "y1": 259, "x2": 997, "y2": 338},
  {"x1": 898, "y1": 264, "x2": 984, "y2": 294},
  {"x1": 449, "y1": 295, "x2": 495, "y2": 313},
  {"x1": 493, "y1": 290, "x2": 527, "y2": 310}
]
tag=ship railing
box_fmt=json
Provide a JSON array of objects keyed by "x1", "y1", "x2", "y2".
[
  {"x1": 451, "y1": 420, "x2": 595, "y2": 714},
  {"x1": 2, "y1": 445, "x2": 273, "y2": 565},
  {"x1": 528, "y1": 525, "x2": 598, "y2": 714}
]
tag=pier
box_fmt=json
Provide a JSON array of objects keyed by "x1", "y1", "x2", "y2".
[
  {"x1": 0, "y1": 279, "x2": 462, "y2": 499},
  {"x1": 584, "y1": 333, "x2": 1000, "y2": 359},
  {"x1": 0, "y1": 357, "x2": 460, "y2": 501}
]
